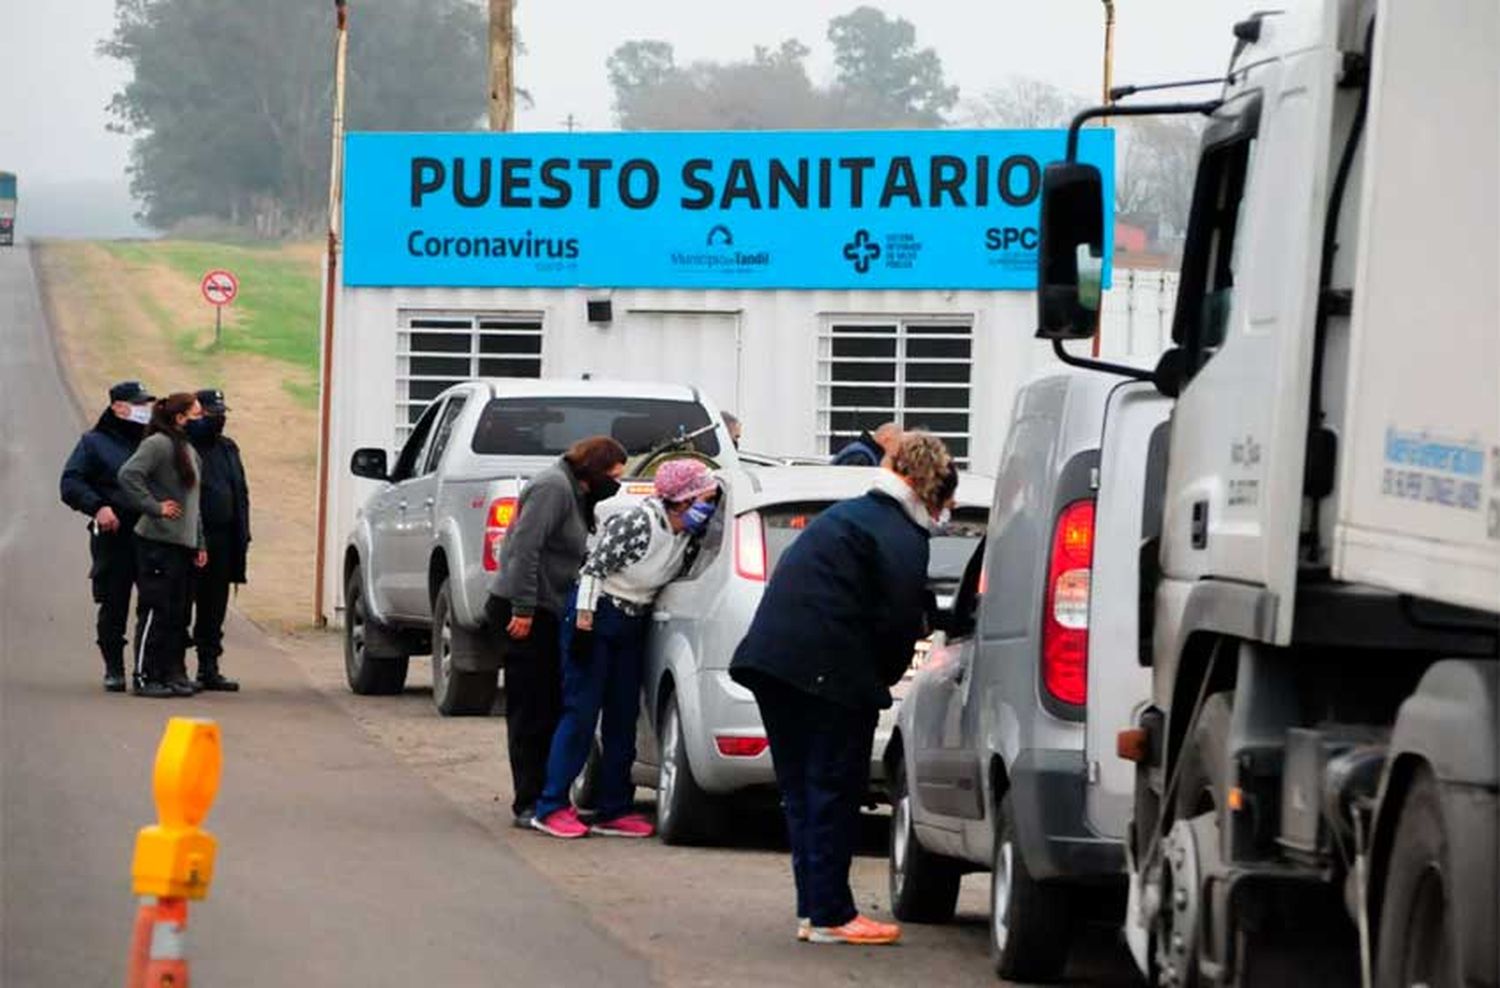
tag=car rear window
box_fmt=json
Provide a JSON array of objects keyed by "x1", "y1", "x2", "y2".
[
  {"x1": 760, "y1": 503, "x2": 987, "y2": 582},
  {"x1": 929, "y1": 508, "x2": 988, "y2": 587},
  {"x1": 471, "y1": 397, "x2": 719, "y2": 457}
]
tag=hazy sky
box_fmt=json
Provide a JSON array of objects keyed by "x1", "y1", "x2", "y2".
[{"x1": 2, "y1": 0, "x2": 1252, "y2": 189}]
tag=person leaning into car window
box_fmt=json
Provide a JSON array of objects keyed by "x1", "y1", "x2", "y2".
[
  {"x1": 730, "y1": 432, "x2": 954, "y2": 946},
  {"x1": 530, "y1": 459, "x2": 721, "y2": 841},
  {"x1": 487, "y1": 436, "x2": 628, "y2": 829}
]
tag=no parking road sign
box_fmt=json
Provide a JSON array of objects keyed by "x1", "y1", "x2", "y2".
[
  {"x1": 200, "y1": 269, "x2": 238, "y2": 344},
  {"x1": 200, "y1": 269, "x2": 238, "y2": 307}
]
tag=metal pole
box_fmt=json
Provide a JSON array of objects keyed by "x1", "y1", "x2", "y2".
[
  {"x1": 314, "y1": 0, "x2": 350, "y2": 627},
  {"x1": 488, "y1": 0, "x2": 515, "y2": 131},
  {"x1": 1093, "y1": 0, "x2": 1117, "y2": 358},
  {"x1": 214, "y1": 306, "x2": 222, "y2": 346}
]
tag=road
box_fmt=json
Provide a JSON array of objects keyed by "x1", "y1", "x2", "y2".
[
  {"x1": 0, "y1": 245, "x2": 650, "y2": 987},
  {"x1": 0, "y1": 242, "x2": 1136, "y2": 986}
]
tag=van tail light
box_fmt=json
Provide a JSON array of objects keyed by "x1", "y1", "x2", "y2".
[
  {"x1": 715, "y1": 735, "x2": 769, "y2": 758},
  {"x1": 481, "y1": 497, "x2": 519, "y2": 573},
  {"x1": 735, "y1": 512, "x2": 767, "y2": 582},
  {"x1": 1041, "y1": 498, "x2": 1095, "y2": 707}
]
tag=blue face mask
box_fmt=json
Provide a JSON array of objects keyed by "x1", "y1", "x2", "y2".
[{"x1": 682, "y1": 499, "x2": 717, "y2": 535}]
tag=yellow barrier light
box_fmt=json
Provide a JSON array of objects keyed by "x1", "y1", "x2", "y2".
[{"x1": 132, "y1": 718, "x2": 222, "y2": 900}]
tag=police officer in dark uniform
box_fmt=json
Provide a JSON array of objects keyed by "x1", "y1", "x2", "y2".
[
  {"x1": 60, "y1": 380, "x2": 155, "y2": 692},
  {"x1": 185, "y1": 388, "x2": 250, "y2": 691}
]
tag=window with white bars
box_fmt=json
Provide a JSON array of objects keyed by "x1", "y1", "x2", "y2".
[
  {"x1": 396, "y1": 312, "x2": 543, "y2": 444},
  {"x1": 817, "y1": 320, "x2": 974, "y2": 466}
]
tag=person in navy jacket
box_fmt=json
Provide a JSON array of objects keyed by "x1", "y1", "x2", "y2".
[
  {"x1": 59, "y1": 380, "x2": 155, "y2": 691},
  {"x1": 731, "y1": 432, "x2": 955, "y2": 947}
]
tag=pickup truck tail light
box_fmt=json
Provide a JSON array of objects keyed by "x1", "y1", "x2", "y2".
[
  {"x1": 735, "y1": 512, "x2": 767, "y2": 582},
  {"x1": 715, "y1": 735, "x2": 769, "y2": 758},
  {"x1": 1041, "y1": 498, "x2": 1095, "y2": 708},
  {"x1": 482, "y1": 497, "x2": 519, "y2": 573}
]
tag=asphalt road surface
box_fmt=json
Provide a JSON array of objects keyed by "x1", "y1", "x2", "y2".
[{"x1": 0, "y1": 243, "x2": 1138, "y2": 987}]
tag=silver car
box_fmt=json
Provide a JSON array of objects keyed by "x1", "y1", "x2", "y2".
[{"x1": 605, "y1": 464, "x2": 991, "y2": 845}]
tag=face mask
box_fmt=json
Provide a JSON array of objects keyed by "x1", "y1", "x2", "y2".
[
  {"x1": 589, "y1": 477, "x2": 622, "y2": 503},
  {"x1": 185, "y1": 417, "x2": 221, "y2": 442},
  {"x1": 127, "y1": 405, "x2": 153, "y2": 425},
  {"x1": 682, "y1": 499, "x2": 717, "y2": 536}
]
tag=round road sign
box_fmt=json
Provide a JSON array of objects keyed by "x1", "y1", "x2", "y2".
[{"x1": 200, "y1": 269, "x2": 239, "y2": 307}]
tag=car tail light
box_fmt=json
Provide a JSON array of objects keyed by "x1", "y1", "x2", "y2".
[
  {"x1": 715, "y1": 735, "x2": 769, "y2": 758},
  {"x1": 1041, "y1": 498, "x2": 1095, "y2": 707},
  {"x1": 481, "y1": 497, "x2": 518, "y2": 573},
  {"x1": 735, "y1": 512, "x2": 767, "y2": 582}
]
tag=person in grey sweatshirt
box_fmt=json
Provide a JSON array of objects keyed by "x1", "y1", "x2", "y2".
[
  {"x1": 116, "y1": 392, "x2": 207, "y2": 698},
  {"x1": 485, "y1": 435, "x2": 628, "y2": 826}
]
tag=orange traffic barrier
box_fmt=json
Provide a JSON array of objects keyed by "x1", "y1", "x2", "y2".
[
  {"x1": 126, "y1": 897, "x2": 190, "y2": 988},
  {"x1": 125, "y1": 719, "x2": 221, "y2": 988}
]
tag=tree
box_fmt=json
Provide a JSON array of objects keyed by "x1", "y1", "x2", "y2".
[
  {"x1": 826, "y1": 6, "x2": 957, "y2": 126},
  {"x1": 608, "y1": 39, "x2": 839, "y2": 131},
  {"x1": 965, "y1": 76, "x2": 1089, "y2": 129},
  {"x1": 102, "y1": 0, "x2": 492, "y2": 235},
  {"x1": 968, "y1": 76, "x2": 1202, "y2": 245}
]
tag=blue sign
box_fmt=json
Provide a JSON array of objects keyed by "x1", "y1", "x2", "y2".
[{"x1": 342, "y1": 129, "x2": 1114, "y2": 291}]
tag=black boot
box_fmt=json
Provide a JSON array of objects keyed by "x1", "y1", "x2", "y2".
[
  {"x1": 103, "y1": 651, "x2": 127, "y2": 693},
  {"x1": 197, "y1": 655, "x2": 239, "y2": 692},
  {"x1": 134, "y1": 677, "x2": 175, "y2": 699}
]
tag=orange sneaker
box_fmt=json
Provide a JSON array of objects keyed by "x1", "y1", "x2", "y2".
[{"x1": 808, "y1": 915, "x2": 902, "y2": 945}]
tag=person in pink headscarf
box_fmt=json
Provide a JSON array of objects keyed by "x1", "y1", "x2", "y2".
[{"x1": 531, "y1": 459, "x2": 722, "y2": 840}]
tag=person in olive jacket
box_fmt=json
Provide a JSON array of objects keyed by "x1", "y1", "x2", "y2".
[
  {"x1": 59, "y1": 380, "x2": 156, "y2": 691},
  {"x1": 731, "y1": 432, "x2": 955, "y2": 947},
  {"x1": 185, "y1": 388, "x2": 250, "y2": 692},
  {"x1": 116, "y1": 393, "x2": 208, "y2": 698}
]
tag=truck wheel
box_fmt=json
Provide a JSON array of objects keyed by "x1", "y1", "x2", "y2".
[
  {"x1": 344, "y1": 564, "x2": 409, "y2": 696},
  {"x1": 656, "y1": 692, "x2": 722, "y2": 846},
  {"x1": 888, "y1": 757, "x2": 962, "y2": 923},
  {"x1": 991, "y1": 794, "x2": 1072, "y2": 982},
  {"x1": 430, "y1": 579, "x2": 497, "y2": 717},
  {"x1": 1175, "y1": 693, "x2": 1232, "y2": 820},
  {"x1": 1374, "y1": 768, "x2": 1461, "y2": 988}
]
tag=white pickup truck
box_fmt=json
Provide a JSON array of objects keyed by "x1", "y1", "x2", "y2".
[{"x1": 342, "y1": 378, "x2": 737, "y2": 716}]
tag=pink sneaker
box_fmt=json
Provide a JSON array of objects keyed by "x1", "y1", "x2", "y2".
[
  {"x1": 590, "y1": 813, "x2": 655, "y2": 838},
  {"x1": 532, "y1": 807, "x2": 589, "y2": 839}
]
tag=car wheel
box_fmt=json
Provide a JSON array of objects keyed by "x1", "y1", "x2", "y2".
[
  {"x1": 991, "y1": 793, "x2": 1072, "y2": 982},
  {"x1": 888, "y1": 757, "x2": 963, "y2": 923},
  {"x1": 570, "y1": 735, "x2": 603, "y2": 813},
  {"x1": 656, "y1": 691, "x2": 721, "y2": 846},
  {"x1": 1375, "y1": 768, "x2": 1462, "y2": 988},
  {"x1": 344, "y1": 563, "x2": 409, "y2": 696},
  {"x1": 430, "y1": 578, "x2": 497, "y2": 717}
]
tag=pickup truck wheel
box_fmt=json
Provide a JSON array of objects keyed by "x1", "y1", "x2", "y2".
[
  {"x1": 1374, "y1": 768, "x2": 1461, "y2": 988},
  {"x1": 991, "y1": 794, "x2": 1071, "y2": 982},
  {"x1": 430, "y1": 579, "x2": 497, "y2": 717},
  {"x1": 344, "y1": 564, "x2": 409, "y2": 696},
  {"x1": 656, "y1": 692, "x2": 722, "y2": 846},
  {"x1": 888, "y1": 757, "x2": 962, "y2": 923}
]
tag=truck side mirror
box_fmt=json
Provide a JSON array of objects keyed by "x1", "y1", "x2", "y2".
[
  {"x1": 1036, "y1": 162, "x2": 1106, "y2": 341},
  {"x1": 350, "y1": 447, "x2": 389, "y2": 481}
]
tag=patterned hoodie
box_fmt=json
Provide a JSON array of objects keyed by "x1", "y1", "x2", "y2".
[{"x1": 576, "y1": 498, "x2": 692, "y2": 616}]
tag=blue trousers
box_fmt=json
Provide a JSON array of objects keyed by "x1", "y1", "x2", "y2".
[
  {"x1": 751, "y1": 675, "x2": 878, "y2": 928},
  {"x1": 535, "y1": 596, "x2": 649, "y2": 822}
]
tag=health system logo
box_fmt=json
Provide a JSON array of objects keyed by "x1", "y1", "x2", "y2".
[{"x1": 842, "y1": 229, "x2": 881, "y2": 274}]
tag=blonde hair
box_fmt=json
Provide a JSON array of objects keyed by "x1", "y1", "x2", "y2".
[{"x1": 889, "y1": 432, "x2": 953, "y2": 510}]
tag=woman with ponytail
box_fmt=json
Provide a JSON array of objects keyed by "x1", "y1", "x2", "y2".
[{"x1": 117, "y1": 392, "x2": 208, "y2": 698}]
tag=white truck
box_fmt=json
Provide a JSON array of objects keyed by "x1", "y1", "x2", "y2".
[
  {"x1": 1034, "y1": 3, "x2": 1497, "y2": 984},
  {"x1": 342, "y1": 378, "x2": 736, "y2": 716}
]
